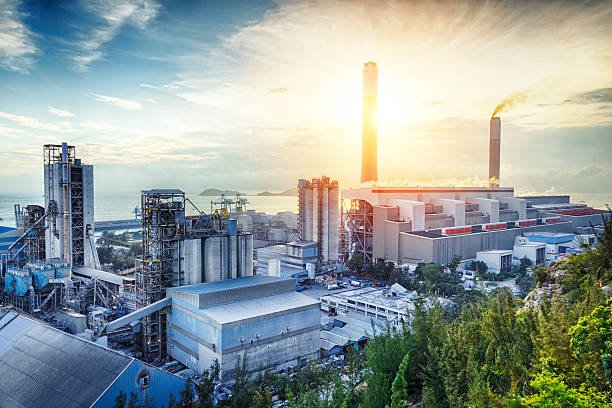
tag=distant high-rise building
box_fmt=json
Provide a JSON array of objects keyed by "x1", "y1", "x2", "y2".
[
  {"x1": 489, "y1": 117, "x2": 501, "y2": 187},
  {"x1": 361, "y1": 61, "x2": 378, "y2": 183},
  {"x1": 297, "y1": 176, "x2": 339, "y2": 262},
  {"x1": 44, "y1": 143, "x2": 95, "y2": 267}
]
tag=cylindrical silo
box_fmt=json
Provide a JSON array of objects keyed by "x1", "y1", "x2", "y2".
[
  {"x1": 228, "y1": 235, "x2": 237, "y2": 279},
  {"x1": 321, "y1": 187, "x2": 329, "y2": 262}
]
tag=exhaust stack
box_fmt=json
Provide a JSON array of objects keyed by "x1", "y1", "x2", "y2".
[
  {"x1": 489, "y1": 117, "x2": 501, "y2": 187},
  {"x1": 361, "y1": 62, "x2": 378, "y2": 183}
]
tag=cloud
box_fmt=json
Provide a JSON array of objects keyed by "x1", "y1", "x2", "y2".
[
  {"x1": 0, "y1": 111, "x2": 73, "y2": 132},
  {"x1": 91, "y1": 93, "x2": 143, "y2": 110},
  {"x1": 563, "y1": 88, "x2": 612, "y2": 105},
  {"x1": 0, "y1": 123, "x2": 23, "y2": 137},
  {"x1": 269, "y1": 87, "x2": 288, "y2": 93},
  {"x1": 572, "y1": 164, "x2": 604, "y2": 178},
  {"x1": 0, "y1": 0, "x2": 37, "y2": 73},
  {"x1": 71, "y1": 0, "x2": 160, "y2": 71},
  {"x1": 48, "y1": 106, "x2": 74, "y2": 117},
  {"x1": 171, "y1": 0, "x2": 612, "y2": 130}
]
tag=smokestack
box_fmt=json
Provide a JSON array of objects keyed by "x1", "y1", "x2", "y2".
[
  {"x1": 489, "y1": 117, "x2": 501, "y2": 187},
  {"x1": 361, "y1": 62, "x2": 378, "y2": 183}
]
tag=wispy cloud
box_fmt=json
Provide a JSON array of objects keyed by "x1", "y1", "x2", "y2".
[
  {"x1": 71, "y1": 0, "x2": 160, "y2": 71},
  {"x1": 0, "y1": 111, "x2": 73, "y2": 132},
  {"x1": 48, "y1": 106, "x2": 74, "y2": 117},
  {"x1": 91, "y1": 93, "x2": 143, "y2": 110},
  {"x1": 0, "y1": 0, "x2": 37, "y2": 73},
  {"x1": 563, "y1": 88, "x2": 612, "y2": 105}
]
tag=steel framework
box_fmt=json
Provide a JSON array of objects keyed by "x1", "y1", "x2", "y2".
[
  {"x1": 345, "y1": 199, "x2": 374, "y2": 261},
  {"x1": 137, "y1": 189, "x2": 185, "y2": 362}
]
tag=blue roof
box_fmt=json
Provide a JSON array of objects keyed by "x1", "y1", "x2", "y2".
[
  {"x1": 528, "y1": 233, "x2": 574, "y2": 244},
  {"x1": 0, "y1": 226, "x2": 16, "y2": 234}
]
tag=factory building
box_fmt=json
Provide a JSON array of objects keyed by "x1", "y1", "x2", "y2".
[
  {"x1": 43, "y1": 143, "x2": 95, "y2": 268},
  {"x1": 297, "y1": 176, "x2": 340, "y2": 262},
  {"x1": 109, "y1": 276, "x2": 321, "y2": 382},
  {"x1": 476, "y1": 250, "x2": 513, "y2": 274},
  {"x1": 256, "y1": 240, "x2": 318, "y2": 277},
  {"x1": 0, "y1": 310, "x2": 186, "y2": 408},
  {"x1": 343, "y1": 186, "x2": 609, "y2": 264},
  {"x1": 166, "y1": 276, "x2": 320, "y2": 381},
  {"x1": 136, "y1": 189, "x2": 254, "y2": 362},
  {"x1": 342, "y1": 62, "x2": 610, "y2": 264}
]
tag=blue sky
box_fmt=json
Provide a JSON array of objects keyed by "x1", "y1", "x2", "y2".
[{"x1": 1, "y1": 0, "x2": 611, "y2": 196}]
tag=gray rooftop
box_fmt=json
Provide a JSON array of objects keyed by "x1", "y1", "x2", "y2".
[
  {"x1": 141, "y1": 188, "x2": 185, "y2": 195},
  {"x1": 169, "y1": 275, "x2": 287, "y2": 295},
  {"x1": 0, "y1": 310, "x2": 133, "y2": 408},
  {"x1": 199, "y1": 291, "x2": 319, "y2": 324},
  {"x1": 167, "y1": 275, "x2": 297, "y2": 309}
]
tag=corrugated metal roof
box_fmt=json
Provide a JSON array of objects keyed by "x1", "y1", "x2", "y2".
[
  {"x1": 169, "y1": 275, "x2": 287, "y2": 295},
  {"x1": 0, "y1": 311, "x2": 132, "y2": 408},
  {"x1": 199, "y1": 291, "x2": 319, "y2": 324}
]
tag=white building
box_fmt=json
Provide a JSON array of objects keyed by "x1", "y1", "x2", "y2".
[
  {"x1": 166, "y1": 276, "x2": 320, "y2": 381},
  {"x1": 513, "y1": 242, "x2": 546, "y2": 265},
  {"x1": 476, "y1": 249, "x2": 513, "y2": 274},
  {"x1": 297, "y1": 176, "x2": 340, "y2": 262}
]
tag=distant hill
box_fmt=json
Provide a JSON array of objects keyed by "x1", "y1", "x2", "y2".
[
  {"x1": 199, "y1": 188, "x2": 245, "y2": 196},
  {"x1": 255, "y1": 188, "x2": 297, "y2": 197}
]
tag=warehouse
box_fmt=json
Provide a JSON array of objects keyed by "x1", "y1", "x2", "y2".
[
  {"x1": 166, "y1": 275, "x2": 320, "y2": 381},
  {"x1": 0, "y1": 310, "x2": 186, "y2": 408}
]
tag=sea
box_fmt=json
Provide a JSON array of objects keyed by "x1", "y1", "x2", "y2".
[
  {"x1": 0, "y1": 191, "x2": 609, "y2": 228},
  {"x1": 0, "y1": 192, "x2": 298, "y2": 228}
]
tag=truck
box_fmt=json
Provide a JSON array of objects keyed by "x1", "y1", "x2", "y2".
[{"x1": 326, "y1": 282, "x2": 339, "y2": 290}]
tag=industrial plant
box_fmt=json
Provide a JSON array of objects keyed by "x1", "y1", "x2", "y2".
[
  {"x1": 340, "y1": 62, "x2": 610, "y2": 266},
  {"x1": 0, "y1": 60, "x2": 609, "y2": 407}
]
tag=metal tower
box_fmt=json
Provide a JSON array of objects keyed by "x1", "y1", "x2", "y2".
[{"x1": 137, "y1": 189, "x2": 185, "y2": 362}]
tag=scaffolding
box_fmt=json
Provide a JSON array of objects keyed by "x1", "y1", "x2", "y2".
[
  {"x1": 345, "y1": 199, "x2": 374, "y2": 261},
  {"x1": 43, "y1": 143, "x2": 87, "y2": 266},
  {"x1": 137, "y1": 189, "x2": 185, "y2": 362}
]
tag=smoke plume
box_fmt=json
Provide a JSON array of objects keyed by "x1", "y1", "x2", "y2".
[{"x1": 491, "y1": 91, "x2": 528, "y2": 118}]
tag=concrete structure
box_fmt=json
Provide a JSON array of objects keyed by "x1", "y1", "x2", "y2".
[
  {"x1": 525, "y1": 232, "x2": 576, "y2": 260},
  {"x1": 297, "y1": 176, "x2": 340, "y2": 262},
  {"x1": 513, "y1": 241, "x2": 546, "y2": 265},
  {"x1": 476, "y1": 249, "x2": 513, "y2": 274},
  {"x1": 0, "y1": 310, "x2": 186, "y2": 408},
  {"x1": 256, "y1": 240, "x2": 318, "y2": 277},
  {"x1": 43, "y1": 143, "x2": 95, "y2": 268},
  {"x1": 343, "y1": 186, "x2": 610, "y2": 264},
  {"x1": 179, "y1": 226, "x2": 253, "y2": 285},
  {"x1": 166, "y1": 276, "x2": 320, "y2": 381},
  {"x1": 361, "y1": 61, "x2": 378, "y2": 183},
  {"x1": 489, "y1": 117, "x2": 501, "y2": 187}
]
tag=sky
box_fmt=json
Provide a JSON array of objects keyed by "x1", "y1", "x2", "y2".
[{"x1": 0, "y1": 0, "x2": 611, "y2": 196}]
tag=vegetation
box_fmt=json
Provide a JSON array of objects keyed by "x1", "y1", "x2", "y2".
[{"x1": 97, "y1": 230, "x2": 142, "y2": 272}]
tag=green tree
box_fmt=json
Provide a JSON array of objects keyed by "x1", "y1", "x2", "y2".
[
  {"x1": 252, "y1": 388, "x2": 272, "y2": 408},
  {"x1": 569, "y1": 300, "x2": 612, "y2": 391},
  {"x1": 128, "y1": 392, "x2": 139, "y2": 408},
  {"x1": 228, "y1": 353, "x2": 253, "y2": 407},
  {"x1": 388, "y1": 352, "x2": 410, "y2": 408},
  {"x1": 113, "y1": 391, "x2": 127, "y2": 408},
  {"x1": 523, "y1": 367, "x2": 611, "y2": 407},
  {"x1": 167, "y1": 393, "x2": 177, "y2": 408},
  {"x1": 347, "y1": 254, "x2": 364, "y2": 272},
  {"x1": 446, "y1": 255, "x2": 462, "y2": 273},
  {"x1": 179, "y1": 381, "x2": 195, "y2": 408},
  {"x1": 197, "y1": 362, "x2": 220, "y2": 408},
  {"x1": 363, "y1": 324, "x2": 410, "y2": 408}
]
